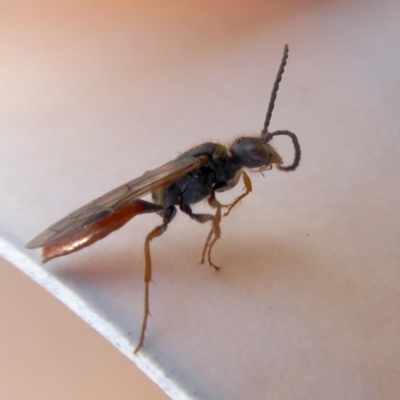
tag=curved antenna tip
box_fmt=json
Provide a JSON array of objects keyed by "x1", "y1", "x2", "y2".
[{"x1": 269, "y1": 130, "x2": 301, "y2": 171}]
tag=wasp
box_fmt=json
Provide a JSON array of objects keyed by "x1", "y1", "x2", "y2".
[{"x1": 26, "y1": 45, "x2": 301, "y2": 354}]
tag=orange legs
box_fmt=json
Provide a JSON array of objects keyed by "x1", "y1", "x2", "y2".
[
  {"x1": 223, "y1": 170, "x2": 252, "y2": 217},
  {"x1": 134, "y1": 207, "x2": 175, "y2": 354},
  {"x1": 134, "y1": 172, "x2": 252, "y2": 353},
  {"x1": 201, "y1": 171, "x2": 253, "y2": 270},
  {"x1": 200, "y1": 193, "x2": 222, "y2": 271}
]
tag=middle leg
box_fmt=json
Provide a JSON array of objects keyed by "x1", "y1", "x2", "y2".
[{"x1": 179, "y1": 197, "x2": 221, "y2": 271}]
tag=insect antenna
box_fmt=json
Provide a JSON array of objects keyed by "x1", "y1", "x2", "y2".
[
  {"x1": 261, "y1": 44, "x2": 301, "y2": 171},
  {"x1": 268, "y1": 130, "x2": 301, "y2": 171},
  {"x1": 261, "y1": 44, "x2": 289, "y2": 139}
]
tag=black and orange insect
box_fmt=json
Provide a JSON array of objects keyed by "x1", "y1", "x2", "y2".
[{"x1": 26, "y1": 45, "x2": 301, "y2": 353}]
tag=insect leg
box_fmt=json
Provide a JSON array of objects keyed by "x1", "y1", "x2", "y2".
[
  {"x1": 223, "y1": 170, "x2": 252, "y2": 217},
  {"x1": 179, "y1": 202, "x2": 221, "y2": 271},
  {"x1": 179, "y1": 203, "x2": 214, "y2": 224},
  {"x1": 134, "y1": 205, "x2": 176, "y2": 354},
  {"x1": 201, "y1": 192, "x2": 222, "y2": 271}
]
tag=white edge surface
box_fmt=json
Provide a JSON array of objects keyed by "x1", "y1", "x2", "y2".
[{"x1": 0, "y1": 238, "x2": 190, "y2": 400}]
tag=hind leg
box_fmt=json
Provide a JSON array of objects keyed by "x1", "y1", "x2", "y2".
[{"x1": 134, "y1": 206, "x2": 176, "y2": 354}]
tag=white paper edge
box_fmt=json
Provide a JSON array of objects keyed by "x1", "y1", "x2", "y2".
[{"x1": 0, "y1": 237, "x2": 191, "y2": 400}]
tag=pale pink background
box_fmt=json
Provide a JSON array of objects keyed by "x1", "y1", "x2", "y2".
[{"x1": 1, "y1": 1, "x2": 400, "y2": 399}]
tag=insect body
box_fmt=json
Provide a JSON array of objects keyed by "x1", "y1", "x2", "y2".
[{"x1": 26, "y1": 45, "x2": 301, "y2": 354}]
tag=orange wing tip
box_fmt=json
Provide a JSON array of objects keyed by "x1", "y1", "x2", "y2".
[
  {"x1": 39, "y1": 235, "x2": 92, "y2": 263},
  {"x1": 39, "y1": 246, "x2": 59, "y2": 264}
]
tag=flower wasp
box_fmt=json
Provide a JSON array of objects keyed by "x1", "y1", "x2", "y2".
[{"x1": 26, "y1": 44, "x2": 301, "y2": 354}]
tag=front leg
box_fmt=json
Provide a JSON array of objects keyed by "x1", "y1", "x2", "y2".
[{"x1": 222, "y1": 170, "x2": 252, "y2": 217}]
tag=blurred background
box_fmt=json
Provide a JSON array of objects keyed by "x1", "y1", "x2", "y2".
[
  {"x1": 1, "y1": 0, "x2": 400, "y2": 399},
  {"x1": 0, "y1": 257, "x2": 169, "y2": 399}
]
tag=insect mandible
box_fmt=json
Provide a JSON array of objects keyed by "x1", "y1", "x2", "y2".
[{"x1": 26, "y1": 44, "x2": 301, "y2": 354}]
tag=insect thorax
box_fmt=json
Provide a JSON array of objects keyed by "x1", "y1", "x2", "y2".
[{"x1": 152, "y1": 142, "x2": 241, "y2": 208}]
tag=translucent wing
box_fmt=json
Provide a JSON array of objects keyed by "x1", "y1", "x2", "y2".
[{"x1": 26, "y1": 154, "x2": 209, "y2": 261}]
